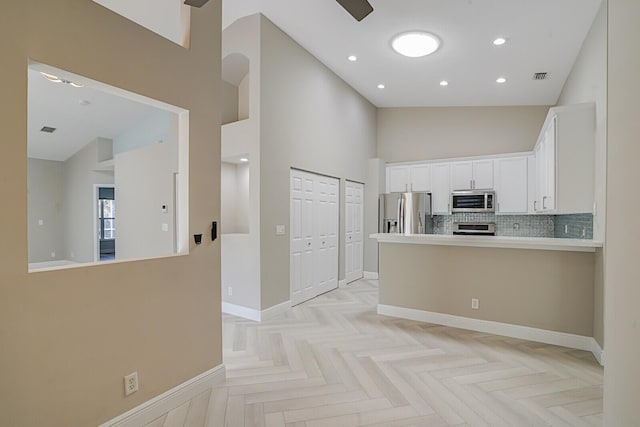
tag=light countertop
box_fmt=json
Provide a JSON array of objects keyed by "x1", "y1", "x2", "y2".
[{"x1": 369, "y1": 233, "x2": 603, "y2": 253}]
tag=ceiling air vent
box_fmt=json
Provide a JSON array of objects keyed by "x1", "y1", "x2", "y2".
[
  {"x1": 533, "y1": 72, "x2": 548, "y2": 80},
  {"x1": 40, "y1": 126, "x2": 56, "y2": 133}
]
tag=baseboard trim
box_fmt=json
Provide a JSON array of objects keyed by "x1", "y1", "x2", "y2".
[
  {"x1": 378, "y1": 304, "x2": 595, "y2": 354},
  {"x1": 338, "y1": 279, "x2": 348, "y2": 288},
  {"x1": 222, "y1": 301, "x2": 291, "y2": 322},
  {"x1": 99, "y1": 364, "x2": 225, "y2": 427},
  {"x1": 261, "y1": 300, "x2": 291, "y2": 321},
  {"x1": 222, "y1": 302, "x2": 261, "y2": 322},
  {"x1": 363, "y1": 271, "x2": 378, "y2": 280},
  {"x1": 591, "y1": 338, "x2": 605, "y2": 366}
]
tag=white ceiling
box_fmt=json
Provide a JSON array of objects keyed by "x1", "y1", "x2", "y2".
[
  {"x1": 28, "y1": 68, "x2": 162, "y2": 161},
  {"x1": 223, "y1": 0, "x2": 602, "y2": 107}
]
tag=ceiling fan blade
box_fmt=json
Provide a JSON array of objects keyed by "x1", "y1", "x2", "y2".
[
  {"x1": 336, "y1": 0, "x2": 374, "y2": 22},
  {"x1": 184, "y1": 0, "x2": 209, "y2": 8}
]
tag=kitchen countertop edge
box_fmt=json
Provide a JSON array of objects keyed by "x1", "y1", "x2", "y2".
[{"x1": 369, "y1": 233, "x2": 603, "y2": 253}]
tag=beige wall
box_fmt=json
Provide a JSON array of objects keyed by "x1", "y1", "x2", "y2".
[
  {"x1": 0, "y1": 2, "x2": 222, "y2": 426},
  {"x1": 259, "y1": 16, "x2": 377, "y2": 309},
  {"x1": 604, "y1": 0, "x2": 640, "y2": 424},
  {"x1": 377, "y1": 106, "x2": 549, "y2": 163},
  {"x1": 27, "y1": 158, "x2": 66, "y2": 263},
  {"x1": 379, "y1": 244, "x2": 595, "y2": 336}
]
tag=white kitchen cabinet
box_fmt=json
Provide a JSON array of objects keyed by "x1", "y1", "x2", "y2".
[
  {"x1": 410, "y1": 164, "x2": 431, "y2": 192},
  {"x1": 533, "y1": 103, "x2": 593, "y2": 214},
  {"x1": 386, "y1": 166, "x2": 409, "y2": 193},
  {"x1": 431, "y1": 163, "x2": 451, "y2": 214},
  {"x1": 386, "y1": 164, "x2": 431, "y2": 193},
  {"x1": 451, "y1": 160, "x2": 494, "y2": 190},
  {"x1": 527, "y1": 155, "x2": 536, "y2": 213},
  {"x1": 495, "y1": 156, "x2": 528, "y2": 214}
]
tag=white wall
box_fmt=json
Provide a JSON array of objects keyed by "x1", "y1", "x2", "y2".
[
  {"x1": 221, "y1": 162, "x2": 250, "y2": 234},
  {"x1": 92, "y1": 0, "x2": 191, "y2": 47},
  {"x1": 114, "y1": 140, "x2": 177, "y2": 260},
  {"x1": 259, "y1": 15, "x2": 377, "y2": 309},
  {"x1": 377, "y1": 106, "x2": 550, "y2": 162},
  {"x1": 27, "y1": 158, "x2": 65, "y2": 263},
  {"x1": 113, "y1": 110, "x2": 177, "y2": 155},
  {"x1": 221, "y1": 14, "x2": 262, "y2": 310},
  {"x1": 557, "y1": 2, "x2": 607, "y2": 241},
  {"x1": 221, "y1": 81, "x2": 239, "y2": 125},
  {"x1": 63, "y1": 138, "x2": 115, "y2": 263},
  {"x1": 604, "y1": 0, "x2": 640, "y2": 423}
]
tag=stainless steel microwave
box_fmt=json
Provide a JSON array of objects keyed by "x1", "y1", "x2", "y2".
[{"x1": 451, "y1": 190, "x2": 495, "y2": 213}]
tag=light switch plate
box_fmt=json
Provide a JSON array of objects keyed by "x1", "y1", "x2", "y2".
[
  {"x1": 161, "y1": 223, "x2": 169, "y2": 232},
  {"x1": 276, "y1": 225, "x2": 285, "y2": 235}
]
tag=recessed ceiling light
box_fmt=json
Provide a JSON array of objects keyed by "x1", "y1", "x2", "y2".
[
  {"x1": 440, "y1": 80, "x2": 449, "y2": 87},
  {"x1": 493, "y1": 37, "x2": 507, "y2": 46},
  {"x1": 377, "y1": 84, "x2": 385, "y2": 89},
  {"x1": 40, "y1": 72, "x2": 62, "y2": 83},
  {"x1": 239, "y1": 157, "x2": 248, "y2": 162},
  {"x1": 40, "y1": 71, "x2": 83, "y2": 87},
  {"x1": 348, "y1": 55, "x2": 357, "y2": 62},
  {"x1": 79, "y1": 99, "x2": 91, "y2": 106},
  {"x1": 496, "y1": 77, "x2": 507, "y2": 84},
  {"x1": 391, "y1": 31, "x2": 441, "y2": 58}
]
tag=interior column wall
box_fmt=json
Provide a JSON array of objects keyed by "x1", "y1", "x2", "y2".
[{"x1": 0, "y1": 2, "x2": 222, "y2": 426}]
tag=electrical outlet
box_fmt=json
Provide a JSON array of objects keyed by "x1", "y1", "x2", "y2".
[
  {"x1": 581, "y1": 227, "x2": 586, "y2": 238},
  {"x1": 228, "y1": 286, "x2": 233, "y2": 297},
  {"x1": 565, "y1": 224, "x2": 569, "y2": 234},
  {"x1": 50, "y1": 251, "x2": 55, "y2": 258},
  {"x1": 124, "y1": 372, "x2": 139, "y2": 396},
  {"x1": 276, "y1": 225, "x2": 285, "y2": 235},
  {"x1": 471, "y1": 298, "x2": 479, "y2": 310},
  {"x1": 38, "y1": 219, "x2": 44, "y2": 226}
]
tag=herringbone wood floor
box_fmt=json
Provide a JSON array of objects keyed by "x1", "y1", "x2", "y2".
[{"x1": 149, "y1": 279, "x2": 604, "y2": 427}]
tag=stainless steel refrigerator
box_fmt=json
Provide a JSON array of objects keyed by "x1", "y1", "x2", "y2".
[{"x1": 379, "y1": 192, "x2": 433, "y2": 235}]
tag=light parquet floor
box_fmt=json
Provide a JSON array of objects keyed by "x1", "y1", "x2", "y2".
[{"x1": 184, "y1": 279, "x2": 603, "y2": 427}]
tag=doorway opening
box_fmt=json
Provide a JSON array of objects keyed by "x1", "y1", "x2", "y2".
[{"x1": 96, "y1": 185, "x2": 116, "y2": 261}]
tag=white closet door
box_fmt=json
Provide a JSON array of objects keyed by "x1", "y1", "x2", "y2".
[
  {"x1": 345, "y1": 181, "x2": 364, "y2": 284},
  {"x1": 290, "y1": 169, "x2": 339, "y2": 306},
  {"x1": 315, "y1": 175, "x2": 339, "y2": 295},
  {"x1": 290, "y1": 170, "x2": 316, "y2": 306}
]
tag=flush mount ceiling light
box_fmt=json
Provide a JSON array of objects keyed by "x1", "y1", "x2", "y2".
[
  {"x1": 348, "y1": 55, "x2": 357, "y2": 62},
  {"x1": 496, "y1": 77, "x2": 507, "y2": 84},
  {"x1": 391, "y1": 31, "x2": 440, "y2": 58},
  {"x1": 40, "y1": 71, "x2": 84, "y2": 88},
  {"x1": 493, "y1": 37, "x2": 507, "y2": 46},
  {"x1": 377, "y1": 84, "x2": 385, "y2": 89},
  {"x1": 440, "y1": 80, "x2": 449, "y2": 86}
]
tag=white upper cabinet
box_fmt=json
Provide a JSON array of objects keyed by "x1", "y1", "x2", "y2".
[
  {"x1": 451, "y1": 161, "x2": 473, "y2": 190},
  {"x1": 472, "y1": 159, "x2": 494, "y2": 190},
  {"x1": 431, "y1": 163, "x2": 451, "y2": 214},
  {"x1": 533, "y1": 103, "x2": 594, "y2": 214},
  {"x1": 495, "y1": 156, "x2": 528, "y2": 214},
  {"x1": 386, "y1": 166, "x2": 410, "y2": 193},
  {"x1": 410, "y1": 164, "x2": 431, "y2": 192},
  {"x1": 386, "y1": 164, "x2": 431, "y2": 193},
  {"x1": 451, "y1": 160, "x2": 494, "y2": 190}
]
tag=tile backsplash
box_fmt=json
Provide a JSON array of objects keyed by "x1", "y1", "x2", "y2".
[
  {"x1": 554, "y1": 214, "x2": 594, "y2": 239},
  {"x1": 432, "y1": 213, "x2": 593, "y2": 239}
]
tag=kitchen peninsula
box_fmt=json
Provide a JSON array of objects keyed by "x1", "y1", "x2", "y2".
[{"x1": 370, "y1": 233, "x2": 604, "y2": 361}]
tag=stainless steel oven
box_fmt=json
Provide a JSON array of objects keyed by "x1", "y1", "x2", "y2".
[
  {"x1": 451, "y1": 190, "x2": 495, "y2": 213},
  {"x1": 452, "y1": 222, "x2": 496, "y2": 236}
]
